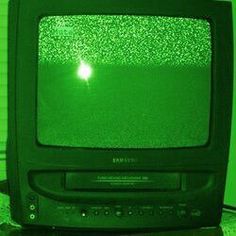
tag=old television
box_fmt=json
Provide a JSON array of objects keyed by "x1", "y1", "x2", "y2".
[{"x1": 7, "y1": 0, "x2": 233, "y2": 231}]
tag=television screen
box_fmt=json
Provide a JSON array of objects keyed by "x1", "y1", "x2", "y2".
[{"x1": 37, "y1": 15, "x2": 212, "y2": 149}]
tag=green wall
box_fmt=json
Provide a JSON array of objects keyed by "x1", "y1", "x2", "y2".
[
  {"x1": 0, "y1": 0, "x2": 7, "y2": 181},
  {"x1": 0, "y1": 155, "x2": 6, "y2": 180},
  {"x1": 224, "y1": 0, "x2": 236, "y2": 206}
]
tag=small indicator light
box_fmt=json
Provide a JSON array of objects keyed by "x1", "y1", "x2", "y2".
[{"x1": 81, "y1": 210, "x2": 87, "y2": 217}]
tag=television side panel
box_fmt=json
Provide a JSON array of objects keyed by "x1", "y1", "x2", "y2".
[{"x1": 7, "y1": 0, "x2": 23, "y2": 224}]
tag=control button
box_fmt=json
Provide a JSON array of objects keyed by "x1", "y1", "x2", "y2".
[
  {"x1": 29, "y1": 204, "x2": 36, "y2": 211},
  {"x1": 191, "y1": 209, "x2": 202, "y2": 217},
  {"x1": 177, "y1": 209, "x2": 187, "y2": 217},
  {"x1": 104, "y1": 210, "x2": 110, "y2": 216},
  {"x1": 29, "y1": 213, "x2": 36, "y2": 220},
  {"x1": 128, "y1": 211, "x2": 133, "y2": 216},
  {"x1": 28, "y1": 194, "x2": 36, "y2": 201},
  {"x1": 169, "y1": 210, "x2": 173, "y2": 215},
  {"x1": 115, "y1": 210, "x2": 123, "y2": 217},
  {"x1": 93, "y1": 210, "x2": 99, "y2": 216},
  {"x1": 149, "y1": 210, "x2": 154, "y2": 216},
  {"x1": 138, "y1": 210, "x2": 144, "y2": 215}
]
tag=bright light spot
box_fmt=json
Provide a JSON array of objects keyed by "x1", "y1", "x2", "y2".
[{"x1": 77, "y1": 61, "x2": 92, "y2": 81}]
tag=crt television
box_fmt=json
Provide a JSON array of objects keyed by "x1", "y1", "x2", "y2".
[{"x1": 7, "y1": 0, "x2": 233, "y2": 231}]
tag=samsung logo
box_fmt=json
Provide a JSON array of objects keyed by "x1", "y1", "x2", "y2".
[{"x1": 112, "y1": 158, "x2": 138, "y2": 164}]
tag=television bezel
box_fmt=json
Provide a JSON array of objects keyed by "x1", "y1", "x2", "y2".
[
  {"x1": 7, "y1": 0, "x2": 233, "y2": 186},
  {"x1": 6, "y1": 0, "x2": 233, "y2": 227}
]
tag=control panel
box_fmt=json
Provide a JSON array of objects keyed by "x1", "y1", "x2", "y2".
[
  {"x1": 24, "y1": 171, "x2": 218, "y2": 228},
  {"x1": 25, "y1": 194, "x2": 203, "y2": 225},
  {"x1": 62, "y1": 204, "x2": 202, "y2": 219}
]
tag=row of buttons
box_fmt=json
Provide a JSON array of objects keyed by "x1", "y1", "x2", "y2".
[
  {"x1": 79, "y1": 208, "x2": 155, "y2": 217},
  {"x1": 160, "y1": 208, "x2": 202, "y2": 218},
  {"x1": 79, "y1": 208, "x2": 201, "y2": 218},
  {"x1": 54, "y1": 202, "x2": 201, "y2": 218},
  {"x1": 81, "y1": 208, "x2": 157, "y2": 217}
]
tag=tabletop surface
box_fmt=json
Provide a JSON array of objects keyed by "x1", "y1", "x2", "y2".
[{"x1": 1, "y1": 193, "x2": 236, "y2": 236}]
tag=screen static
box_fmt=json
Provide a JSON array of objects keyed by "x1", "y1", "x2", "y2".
[{"x1": 38, "y1": 15, "x2": 211, "y2": 148}]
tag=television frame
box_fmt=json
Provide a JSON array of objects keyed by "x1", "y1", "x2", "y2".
[{"x1": 7, "y1": 0, "x2": 233, "y2": 230}]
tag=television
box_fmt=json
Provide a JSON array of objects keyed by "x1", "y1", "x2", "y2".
[{"x1": 7, "y1": 0, "x2": 233, "y2": 231}]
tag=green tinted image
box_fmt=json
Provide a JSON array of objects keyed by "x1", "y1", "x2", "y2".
[{"x1": 38, "y1": 15, "x2": 211, "y2": 148}]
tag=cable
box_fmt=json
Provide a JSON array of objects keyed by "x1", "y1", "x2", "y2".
[
  {"x1": 223, "y1": 204, "x2": 236, "y2": 212},
  {"x1": 0, "y1": 179, "x2": 9, "y2": 195}
]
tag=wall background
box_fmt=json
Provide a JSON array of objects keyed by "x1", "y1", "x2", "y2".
[
  {"x1": 224, "y1": 0, "x2": 236, "y2": 206},
  {"x1": 0, "y1": 0, "x2": 7, "y2": 181},
  {"x1": 0, "y1": 0, "x2": 235, "y2": 205}
]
